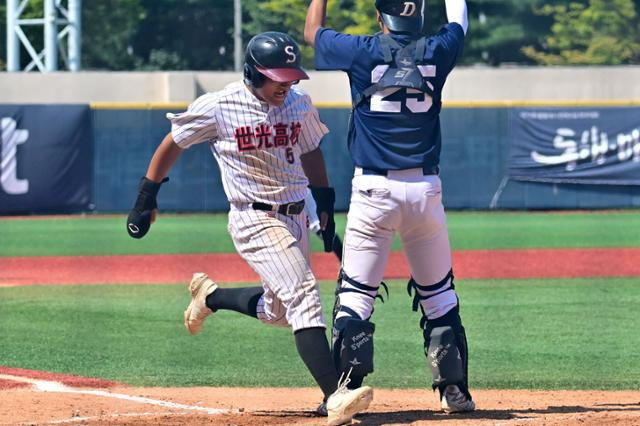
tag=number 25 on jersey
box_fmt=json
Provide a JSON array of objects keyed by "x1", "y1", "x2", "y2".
[{"x1": 369, "y1": 64, "x2": 436, "y2": 114}]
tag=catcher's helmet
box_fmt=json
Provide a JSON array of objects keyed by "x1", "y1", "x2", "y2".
[
  {"x1": 244, "y1": 32, "x2": 309, "y2": 88},
  {"x1": 375, "y1": 0, "x2": 425, "y2": 34}
]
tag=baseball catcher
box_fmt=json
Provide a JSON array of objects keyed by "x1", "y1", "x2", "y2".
[{"x1": 305, "y1": 0, "x2": 474, "y2": 413}]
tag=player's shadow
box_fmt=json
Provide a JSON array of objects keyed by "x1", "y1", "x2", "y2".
[
  {"x1": 353, "y1": 403, "x2": 640, "y2": 425},
  {"x1": 251, "y1": 409, "x2": 321, "y2": 419},
  {"x1": 250, "y1": 403, "x2": 640, "y2": 425}
]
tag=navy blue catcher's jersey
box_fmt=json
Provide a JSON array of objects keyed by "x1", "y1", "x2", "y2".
[{"x1": 314, "y1": 23, "x2": 464, "y2": 170}]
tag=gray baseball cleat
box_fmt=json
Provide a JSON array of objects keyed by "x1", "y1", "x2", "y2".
[
  {"x1": 440, "y1": 384, "x2": 476, "y2": 413},
  {"x1": 183, "y1": 272, "x2": 218, "y2": 335},
  {"x1": 316, "y1": 401, "x2": 328, "y2": 416}
]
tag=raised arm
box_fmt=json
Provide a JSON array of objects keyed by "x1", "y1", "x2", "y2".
[
  {"x1": 304, "y1": 0, "x2": 327, "y2": 46},
  {"x1": 445, "y1": 0, "x2": 468, "y2": 35}
]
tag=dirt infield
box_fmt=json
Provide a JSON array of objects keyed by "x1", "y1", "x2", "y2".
[
  {"x1": 2, "y1": 247, "x2": 640, "y2": 286},
  {"x1": 2, "y1": 373, "x2": 639, "y2": 425}
]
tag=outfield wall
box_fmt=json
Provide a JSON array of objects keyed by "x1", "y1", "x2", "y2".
[
  {"x1": 1, "y1": 103, "x2": 638, "y2": 213},
  {"x1": 92, "y1": 106, "x2": 640, "y2": 213}
]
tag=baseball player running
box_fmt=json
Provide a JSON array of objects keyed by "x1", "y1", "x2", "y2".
[
  {"x1": 126, "y1": 31, "x2": 372, "y2": 425},
  {"x1": 305, "y1": 0, "x2": 474, "y2": 413}
]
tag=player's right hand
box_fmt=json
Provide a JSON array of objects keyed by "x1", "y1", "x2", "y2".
[
  {"x1": 309, "y1": 186, "x2": 336, "y2": 252},
  {"x1": 126, "y1": 176, "x2": 168, "y2": 239}
]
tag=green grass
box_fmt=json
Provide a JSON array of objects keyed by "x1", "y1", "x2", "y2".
[
  {"x1": 1, "y1": 210, "x2": 639, "y2": 256},
  {"x1": 1, "y1": 278, "x2": 639, "y2": 390},
  {"x1": 447, "y1": 210, "x2": 640, "y2": 249},
  {"x1": 1, "y1": 211, "x2": 639, "y2": 390}
]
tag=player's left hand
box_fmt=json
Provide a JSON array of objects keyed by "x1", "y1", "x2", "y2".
[{"x1": 309, "y1": 186, "x2": 335, "y2": 252}]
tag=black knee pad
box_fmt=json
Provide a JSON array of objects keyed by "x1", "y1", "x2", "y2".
[
  {"x1": 332, "y1": 316, "x2": 375, "y2": 382},
  {"x1": 422, "y1": 307, "x2": 470, "y2": 396}
]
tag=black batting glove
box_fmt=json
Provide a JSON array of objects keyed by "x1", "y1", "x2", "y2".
[
  {"x1": 309, "y1": 186, "x2": 336, "y2": 253},
  {"x1": 126, "y1": 176, "x2": 169, "y2": 239}
]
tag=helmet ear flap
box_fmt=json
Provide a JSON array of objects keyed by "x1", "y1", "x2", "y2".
[
  {"x1": 243, "y1": 63, "x2": 253, "y2": 85},
  {"x1": 243, "y1": 63, "x2": 265, "y2": 88}
]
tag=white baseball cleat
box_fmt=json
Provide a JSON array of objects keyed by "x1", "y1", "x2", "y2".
[
  {"x1": 326, "y1": 378, "x2": 373, "y2": 425},
  {"x1": 183, "y1": 272, "x2": 218, "y2": 335},
  {"x1": 440, "y1": 384, "x2": 475, "y2": 413}
]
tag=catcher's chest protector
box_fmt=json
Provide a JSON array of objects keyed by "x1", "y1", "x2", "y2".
[
  {"x1": 353, "y1": 34, "x2": 432, "y2": 108},
  {"x1": 348, "y1": 34, "x2": 433, "y2": 148}
]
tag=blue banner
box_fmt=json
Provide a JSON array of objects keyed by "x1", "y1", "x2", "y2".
[
  {"x1": 0, "y1": 105, "x2": 92, "y2": 213},
  {"x1": 508, "y1": 108, "x2": 640, "y2": 185}
]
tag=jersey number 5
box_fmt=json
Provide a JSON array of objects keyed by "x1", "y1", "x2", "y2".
[
  {"x1": 285, "y1": 147, "x2": 294, "y2": 164},
  {"x1": 369, "y1": 65, "x2": 436, "y2": 114}
]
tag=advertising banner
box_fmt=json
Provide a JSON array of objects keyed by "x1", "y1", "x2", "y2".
[
  {"x1": 0, "y1": 105, "x2": 92, "y2": 213},
  {"x1": 508, "y1": 108, "x2": 640, "y2": 185}
]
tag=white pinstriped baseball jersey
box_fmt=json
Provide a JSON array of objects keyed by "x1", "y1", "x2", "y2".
[
  {"x1": 167, "y1": 81, "x2": 329, "y2": 331},
  {"x1": 167, "y1": 81, "x2": 328, "y2": 205}
]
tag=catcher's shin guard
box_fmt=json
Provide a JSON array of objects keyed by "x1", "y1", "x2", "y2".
[
  {"x1": 422, "y1": 306, "x2": 471, "y2": 399},
  {"x1": 332, "y1": 315, "x2": 375, "y2": 389},
  {"x1": 331, "y1": 269, "x2": 382, "y2": 389}
]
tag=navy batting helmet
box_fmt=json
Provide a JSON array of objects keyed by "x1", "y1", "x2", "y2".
[
  {"x1": 375, "y1": 0, "x2": 425, "y2": 34},
  {"x1": 244, "y1": 32, "x2": 309, "y2": 88}
]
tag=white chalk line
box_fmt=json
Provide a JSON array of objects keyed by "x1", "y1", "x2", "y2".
[{"x1": 0, "y1": 374, "x2": 233, "y2": 415}]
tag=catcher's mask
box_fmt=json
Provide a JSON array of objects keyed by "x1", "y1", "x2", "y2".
[
  {"x1": 375, "y1": 0, "x2": 425, "y2": 34},
  {"x1": 244, "y1": 31, "x2": 309, "y2": 88}
]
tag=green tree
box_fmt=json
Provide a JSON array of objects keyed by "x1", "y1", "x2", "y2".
[
  {"x1": 130, "y1": 0, "x2": 235, "y2": 71},
  {"x1": 242, "y1": 0, "x2": 571, "y2": 66},
  {"x1": 82, "y1": 0, "x2": 145, "y2": 70},
  {"x1": 523, "y1": 0, "x2": 640, "y2": 65},
  {"x1": 5, "y1": 1, "x2": 639, "y2": 71},
  {"x1": 459, "y1": 0, "x2": 583, "y2": 65},
  {"x1": 82, "y1": 1, "x2": 235, "y2": 71}
]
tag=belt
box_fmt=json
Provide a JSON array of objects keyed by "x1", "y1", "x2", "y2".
[
  {"x1": 361, "y1": 165, "x2": 440, "y2": 176},
  {"x1": 251, "y1": 200, "x2": 305, "y2": 215}
]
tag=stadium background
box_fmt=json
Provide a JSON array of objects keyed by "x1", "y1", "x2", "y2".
[
  {"x1": 2, "y1": 67, "x2": 640, "y2": 214},
  {"x1": 1, "y1": 1, "x2": 640, "y2": 425}
]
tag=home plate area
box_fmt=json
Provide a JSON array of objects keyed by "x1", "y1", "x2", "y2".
[{"x1": 2, "y1": 368, "x2": 640, "y2": 425}]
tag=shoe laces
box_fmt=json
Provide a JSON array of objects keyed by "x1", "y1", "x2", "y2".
[{"x1": 334, "y1": 367, "x2": 354, "y2": 395}]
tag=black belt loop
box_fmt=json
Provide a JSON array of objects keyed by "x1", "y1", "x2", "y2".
[
  {"x1": 361, "y1": 166, "x2": 439, "y2": 176},
  {"x1": 251, "y1": 200, "x2": 305, "y2": 215},
  {"x1": 424, "y1": 165, "x2": 440, "y2": 176}
]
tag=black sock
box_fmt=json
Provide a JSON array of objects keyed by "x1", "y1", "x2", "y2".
[
  {"x1": 205, "y1": 287, "x2": 263, "y2": 318},
  {"x1": 294, "y1": 327, "x2": 339, "y2": 399}
]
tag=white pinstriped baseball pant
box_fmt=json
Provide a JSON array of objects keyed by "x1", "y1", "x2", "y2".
[{"x1": 227, "y1": 206, "x2": 326, "y2": 331}]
